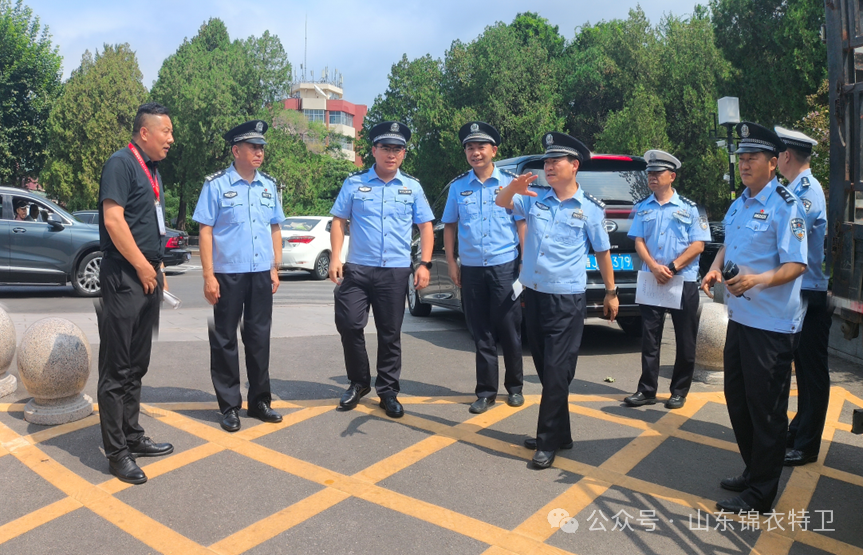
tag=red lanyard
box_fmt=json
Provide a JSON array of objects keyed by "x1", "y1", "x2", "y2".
[{"x1": 128, "y1": 143, "x2": 160, "y2": 201}]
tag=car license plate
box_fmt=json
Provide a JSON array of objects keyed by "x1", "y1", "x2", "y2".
[{"x1": 586, "y1": 254, "x2": 635, "y2": 271}]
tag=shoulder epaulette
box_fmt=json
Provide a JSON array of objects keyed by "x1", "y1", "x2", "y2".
[
  {"x1": 584, "y1": 191, "x2": 605, "y2": 208},
  {"x1": 501, "y1": 169, "x2": 519, "y2": 179},
  {"x1": 400, "y1": 171, "x2": 420, "y2": 183},
  {"x1": 258, "y1": 170, "x2": 280, "y2": 186},
  {"x1": 776, "y1": 185, "x2": 795, "y2": 204},
  {"x1": 204, "y1": 169, "x2": 226, "y2": 182},
  {"x1": 679, "y1": 195, "x2": 697, "y2": 207},
  {"x1": 348, "y1": 169, "x2": 370, "y2": 178},
  {"x1": 800, "y1": 176, "x2": 811, "y2": 188},
  {"x1": 445, "y1": 171, "x2": 470, "y2": 187}
]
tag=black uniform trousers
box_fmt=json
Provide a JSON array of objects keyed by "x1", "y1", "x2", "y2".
[
  {"x1": 524, "y1": 288, "x2": 586, "y2": 452},
  {"x1": 637, "y1": 281, "x2": 699, "y2": 398},
  {"x1": 209, "y1": 271, "x2": 273, "y2": 414},
  {"x1": 97, "y1": 255, "x2": 162, "y2": 462},
  {"x1": 724, "y1": 320, "x2": 800, "y2": 510},
  {"x1": 461, "y1": 259, "x2": 523, "y2": 399},
  {"x1": 788, "y1": 290, "x2": 833, "y2": 455},
  {"x1": 334, "y1": 264, "x2": 412, "y2": 398}
]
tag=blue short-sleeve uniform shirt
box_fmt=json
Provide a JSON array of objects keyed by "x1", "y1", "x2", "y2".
[
  {"x1": 192, "y1": 165, "x2": 286, "y2": 274},
  {"x1": 440, "y1": 166, "x2": 524, "y2": 267},
  {"x1": 628, "y1": 191, "x2": 711, "y2": 282},
  {"x1": 789, "y1": 169, "x2": 828, "y2": 291},
  {"x1": 511, "y1": 185, "x2": 610, "y2": 294},
  {"x1": 330, "y1": 165, "x2": 434, "y2": 268},
  {"x1": 722, "y1": 177, "x2": 808, "y2": 333}
]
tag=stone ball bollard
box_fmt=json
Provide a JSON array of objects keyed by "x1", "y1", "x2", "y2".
[
  {"x1": 17, "y1": 318, "x2": 93, "y2": 425},
  {"x1": 0, "y1": 307, "x2": 17, "y2": 398},
  {"x1": 693, "y1": 286, "x2": 729, "y2": 384}
]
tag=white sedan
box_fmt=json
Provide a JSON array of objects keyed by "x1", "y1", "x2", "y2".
[{"x1": 279, "y1": 216, "x2": 349, "y2": 280}]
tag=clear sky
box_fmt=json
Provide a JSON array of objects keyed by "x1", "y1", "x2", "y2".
[{"x1": 26, "y1": 0, "x2": 703, "y2": 107}]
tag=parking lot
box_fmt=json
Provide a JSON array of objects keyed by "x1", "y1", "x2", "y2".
[{"x1": 1, "y1": 257, "x2": 862, "y2": 555}]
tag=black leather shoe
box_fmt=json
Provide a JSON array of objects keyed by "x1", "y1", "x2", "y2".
[
  {"x1": 109, "y1": 456, "x2": 147, "y2": 485},
  {"x1": 379, "y1": 396, "x2": 404, "y2": 418},
  {"x1": 665, "y1": 395, "x2": 686, "y2": 409},
  {"x1": 247, "y1": 400, "x2": 283, "y2": 423},
  {"x1": 221, "y1": 408, "x2": 241, "y2": 432},
  {"x1": 784, "y1": 449, "x2": 818, "y2": 466},
  {"x1": 469, "y1": 397, "x2": 495, "y2": 414},
  {"x1": 624, "y1": 392, "x2": 657, "y2": 407},
  {"x1": 339, "y1": 383, "x2": 371, "y2": 410},
  {"x1": 720, "y1": 475, "x2": 747, "y2": 492},
  {"x1": 524, "y1": 437, "x2": 574, "y2": 450},
  {"x1": 507, "y1": 393, "x2": 524, "y2": 407},
  {"x1": 532, "y1": 450, "x2": 556, "y2": 469},
  {"x1": 128, "y1": 437, "x2": 174, "y2": 458},
  {"x1": 716, "y1": 496, "x2": 766, "y2": 514}
]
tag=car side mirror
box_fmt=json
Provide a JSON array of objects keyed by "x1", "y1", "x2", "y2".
[{"x1": 46, "y1": 214, "x2": 64, "y2": 230}]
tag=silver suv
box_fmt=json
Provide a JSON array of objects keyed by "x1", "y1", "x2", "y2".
[{"x1": 0, "y1": 187, "x2": 102, "y2": 296}]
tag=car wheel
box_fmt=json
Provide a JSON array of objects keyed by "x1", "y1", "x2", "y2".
[
  {"x1": 311, "y1": 251, "x2": 330, "y2": 280},
  {"x1": 407, "y1": 272, "x2": 432, "y2": 316},
  {"x1": 72, "y1": 251, "x2": 102, "y2": 297},
  {"x1": 617, "y1": 316, "x2": 643, "y2": 337}
]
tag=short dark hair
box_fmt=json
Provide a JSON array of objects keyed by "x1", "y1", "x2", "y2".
[
  {"x1": 133, "y1": 103, "x2": 170, "y2": 135},
  {"x1": 788, "y1": 147, "x2": 812, "y2": 165}
]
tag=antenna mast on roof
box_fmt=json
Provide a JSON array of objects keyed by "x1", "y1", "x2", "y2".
[{"x1": 303, "y1": 15, "x2": 308, "y2": 81}]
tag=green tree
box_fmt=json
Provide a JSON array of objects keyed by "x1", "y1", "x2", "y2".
[
  {"x1": 40, "y1": 44, "x2": 147, "y2": 210},
  {"x1": 0, "y1": 0, "x2": 62, "y2": 184},
  {"x1": 150, "y1": 19, "x2": 292, "y2": 230},
  {"x1": 595, "y1": 84, "x2": 671, "y2": 155},
  {"x1": 710, "y1": 0, "x2": 826, "y2": 125}
]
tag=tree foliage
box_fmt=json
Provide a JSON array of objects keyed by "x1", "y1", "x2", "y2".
[
  {"x1": 0, "y1": 0, "x2": 62, "y2": 184},
  {"x1": 40, "y1": 44, "x2": 147, "y2": 210},
  {"x1": 150, "y1": 18, "x2": 292, "y2": 229}
]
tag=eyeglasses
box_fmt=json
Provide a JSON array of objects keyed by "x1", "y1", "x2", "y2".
[{"x1": 377, "y1": 146, "x2": 405, "y2": 155}]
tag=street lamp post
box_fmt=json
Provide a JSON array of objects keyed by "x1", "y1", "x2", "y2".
[{"x1": 717, "y1": 96, "x2": 740, "y2": 200}]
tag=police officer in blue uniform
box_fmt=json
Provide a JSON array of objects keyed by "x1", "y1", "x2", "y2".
[
  {"x1": 329, "y1": 121, "x2": 435, "y2": 419},
  {"x1": 624, "y1": 150, "x2": 711, "y2": 410},
  {"x1": 193, "y1": 120, "x2": 286, "y2": 433},
  {"x1": 702, "y1": 122, "x2": 808, "y2": 513},
  {"x1": 775, "y1": 126, "x2": 832, "y2": 467},
  {"x1": 441, "y1": 121, "x2": 525, "y2": 414},
  {"x1": 496, "y1": 132, "x2": 619, "y2": 469}
]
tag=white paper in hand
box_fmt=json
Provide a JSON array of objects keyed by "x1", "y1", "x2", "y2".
[
  {"x1": 511, "y1": 279, "x2": 524, "y2": 301},
  {"x1": 635, "y1": 271, "x2": 684, "y2": 310}
]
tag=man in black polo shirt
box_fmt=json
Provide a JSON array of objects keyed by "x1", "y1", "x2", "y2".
[{"x1": 97, "y1": 103, "x2": 175, "y2": 484}]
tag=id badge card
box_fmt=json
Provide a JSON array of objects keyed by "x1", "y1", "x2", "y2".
[{"x1": 155, "y1": 201, "x2": 166, "y2": 236}]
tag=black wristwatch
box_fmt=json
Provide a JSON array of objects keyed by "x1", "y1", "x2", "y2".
[
  {"x1": 418, "y1": 260, "x2": 433, "y2": 270},
  {"x1": 605, "y1": 286, "x2": 619, "y2": 298},
  {"x1": 667, "y1": 261, "x2": 678, "y2": 275}
]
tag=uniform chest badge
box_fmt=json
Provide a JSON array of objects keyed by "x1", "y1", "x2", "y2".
[
  {"x1": 262, "y1": 191, "x2": 272, "y2": 199},
  {"x1": 460, "y1": 190, "x2": 473, "y2": 196},
  {"x1": 791, "y1": 218, "x2": 805, "y2": 241},
  {"x1": 802, "y1": 198, "x2": 812, "y2": 212},
  {"x1": 223, "y1": 191, "x2": 238, "y2": 198},
  {"x1": 572, "y1": 209, "x2": 586, "y2": 220},
  {"x1": 398, "y1": 188, "x2": 412, "y2": 195},
  {"x1": 536, "y1": 202, "x2": 550, "y2": 211},
  {"x1": 638, "y1": 209, "x2": 651, "y2": 216},
  {"x1": 358, "y1": 186, "x2": 372, "y2": 192},
  {"x1": 753, "y1": 211, "x2": 769, "y2": 221}
]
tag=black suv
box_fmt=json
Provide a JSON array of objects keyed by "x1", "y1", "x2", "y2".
[
  {"x1": 408, "y1": 154, "x2": 649, "y2": 336},
  {"x1": 72, "y1": 210, "x2": 191, "y2": 268}
]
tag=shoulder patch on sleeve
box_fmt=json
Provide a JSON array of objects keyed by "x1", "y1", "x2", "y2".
[
  {"x1": 445, "y1": 171, "x2": 469, "y2": 188},
  {"x1": 678, "y1": 195, "x2": 697, "y2": 207},
  {"x1": 258, "y1": 170, "x2": 281, "y2": 188},
  {"x1": 204, "y1": 169, "x2": 227, "y2": 182},
  {"x1": 776, "y1": 185, "x2": 795, "y2": 204},
  {"x1": 584, "y1": 192, "x2": 606, "y2": 209}
]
